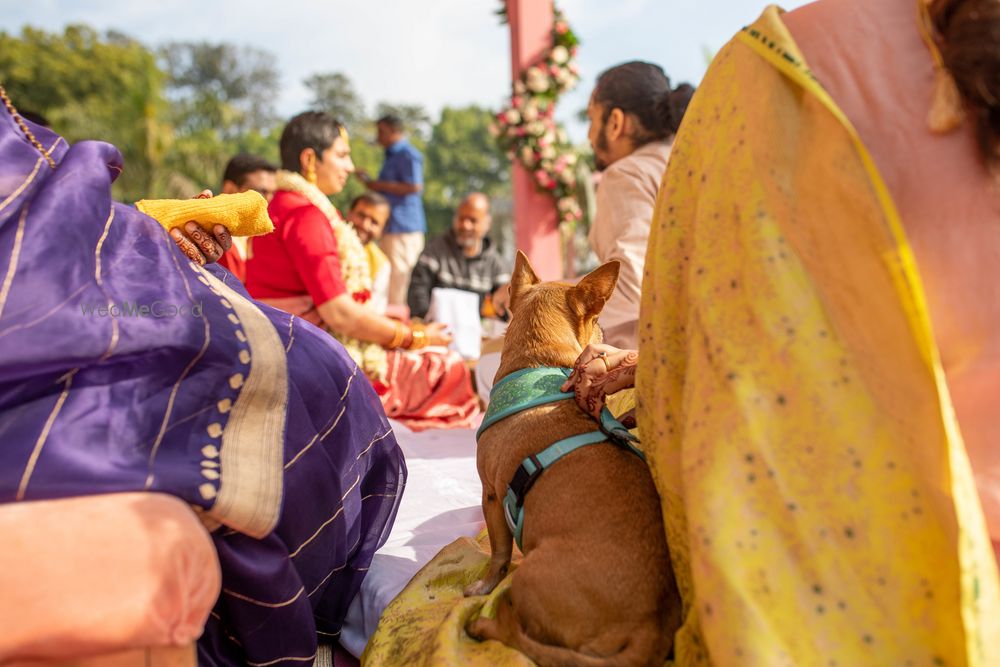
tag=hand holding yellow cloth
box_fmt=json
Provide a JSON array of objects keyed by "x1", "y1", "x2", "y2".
[{"x1": 135, "y1": 191, "x2": 273, "y2": 237}]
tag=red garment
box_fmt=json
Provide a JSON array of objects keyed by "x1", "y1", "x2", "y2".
[
  {"x1": 247, "y1": 191, "x2": 480, "y2": 432},
  {"x1": 217, "y1": 246, "x2": 246, "y2": 283},
  {"x1": 245, "y1": 190, "x2": 346, "y2": 305},
  {"x1": 378, "y1": 349, "x2": 481, "y2": 432},
  {"x1": 254, "y1": 294, "x2": 480, "y2": 432}
]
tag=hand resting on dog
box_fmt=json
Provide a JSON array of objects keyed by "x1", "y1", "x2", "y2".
[{"x1": 561, "y1": 343, "x2": 638, "y2": 428}]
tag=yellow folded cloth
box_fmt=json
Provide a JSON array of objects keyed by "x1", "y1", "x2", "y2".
[{"x1": 135, "y1": 191, "x2": 273, "y2": 237}]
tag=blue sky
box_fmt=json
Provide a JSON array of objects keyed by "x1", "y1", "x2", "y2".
[{"x1": 2, "y1": 0, "x2": 808, "y2": 142}]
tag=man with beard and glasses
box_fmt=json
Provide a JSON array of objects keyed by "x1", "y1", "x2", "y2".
[
  {"x1": 585, "y1": 61, "x2": 694, "y2": 348},
  {"x1": 406, "y1": 192, "x2": 509, "y2": 321}
]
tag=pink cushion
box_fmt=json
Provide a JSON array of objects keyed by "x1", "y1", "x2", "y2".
[{"x1": 0, "y1": 493, "x2": 221, "y2": 662}]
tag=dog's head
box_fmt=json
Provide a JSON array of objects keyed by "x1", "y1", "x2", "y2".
[{"x1": 499, "y1": 251, "x2": 620, "y2": 370}]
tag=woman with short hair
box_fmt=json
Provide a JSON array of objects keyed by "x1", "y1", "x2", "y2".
[{"x1": 246, "y1": 111, "x2": 480, "y2": 431}]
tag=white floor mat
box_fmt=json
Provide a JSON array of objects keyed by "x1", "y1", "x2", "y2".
[{"x1": 340, "y1": 421, "x2": 484, "y2": 657}]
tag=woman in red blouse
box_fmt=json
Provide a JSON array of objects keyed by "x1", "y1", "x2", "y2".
[{"x1": 246, "y1": 111, "x2": 479, "y2": 430}]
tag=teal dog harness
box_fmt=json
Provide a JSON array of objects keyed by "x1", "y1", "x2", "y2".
[{"x1": 476, "y1": 366, "x2": 644, "y2": 550}]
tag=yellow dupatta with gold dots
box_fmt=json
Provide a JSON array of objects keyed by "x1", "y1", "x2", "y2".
[{"x1": 637, "y1": 5, "x2": 1000, "y2": 666}]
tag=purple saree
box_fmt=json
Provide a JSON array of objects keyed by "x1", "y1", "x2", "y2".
[{"x1": 0, "y1": 107, "x2": 405, "y2": 665}]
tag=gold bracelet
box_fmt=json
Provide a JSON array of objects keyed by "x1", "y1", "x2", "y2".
[
  {"x1": 387, "y1": 322, "x2": 406, "y2": 349},
  {"x1": 406, "y1": 323, "x2": 428, "y2": 350}
]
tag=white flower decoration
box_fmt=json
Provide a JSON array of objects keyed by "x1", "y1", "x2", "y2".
[{"x1": 526, "y1": 67, "x2": 550, "y2": 93}]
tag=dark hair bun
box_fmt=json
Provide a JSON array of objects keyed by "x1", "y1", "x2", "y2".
[
  {"x1": 654, "y1": 83, "x2": 696, "y2": 136},
  {"x1": 932, "y1": 0, "x2": 1000, "y2": 171}
]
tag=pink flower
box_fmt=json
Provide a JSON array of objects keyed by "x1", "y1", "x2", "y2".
[
  {"x1": 517, "y1": 127, "x2": 527, "y2": 136},
  {"x1": 554, "y1": 162, "x2": 565, "y2": 174},
  {"x1": 511, "y1": 96, "x2": 523, "y2": 108},
  {"x1": 549, "y1": 64, "x2": 561, "y2": 76},
  {"x1": 538, "y1": 137, "x2": 549, "y2": 148},
  {"x1": 547, "y1": 179, "x2": 558, "y2": 190},
  {"x1": 555, "y1": 21, "x2": 568, "y2": 34},
  {"x1": 569, "y1": 63, "x2": 580, "y2": 75},
  {"x1": 535, "y1": 169, "x2": 548, "y2": 184}
]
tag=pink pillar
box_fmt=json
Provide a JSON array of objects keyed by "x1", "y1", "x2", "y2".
[{"x1": 507, "y1": 0, "x2": 562, "y2": 281}]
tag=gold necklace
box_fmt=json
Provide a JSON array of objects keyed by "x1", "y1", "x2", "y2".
[{"x1": 0, "y1": 84, "x2": 56, "y2": 170}]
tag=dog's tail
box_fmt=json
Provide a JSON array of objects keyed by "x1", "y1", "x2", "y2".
[{"x1": 467, "y1": 593, "x2": 669, "y2": 667}]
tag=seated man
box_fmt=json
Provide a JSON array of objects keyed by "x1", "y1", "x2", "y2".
[
  {"x1": 406, "y1": 192, "x2": 510, "y2": 321},
  {"x1": 346, "y1": 191, "x2": 392, "y2": 315},
  {"x1": 0, "y1": 96, "x2": 405, "y2": 666},
  {"x1": 216, "y1": 152, "x2": 277, "y2": 282}
]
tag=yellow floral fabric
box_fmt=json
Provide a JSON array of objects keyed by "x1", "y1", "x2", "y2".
[{"x1": 636, "y1": 6, "x2": 1000, "y2": 666}]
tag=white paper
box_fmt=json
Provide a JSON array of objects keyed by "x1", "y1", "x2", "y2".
[{"x1": 426, "y1": 287, "x2": 482, "y2": 360}]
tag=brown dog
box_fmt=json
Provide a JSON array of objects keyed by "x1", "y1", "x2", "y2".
[{"x1": 464, "y1": 252, "x2": 681, "y2": 666}]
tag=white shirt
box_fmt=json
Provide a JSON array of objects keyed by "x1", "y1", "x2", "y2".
[{"x1": 589, "y1": 140, "x2": 671, "y2": 349}]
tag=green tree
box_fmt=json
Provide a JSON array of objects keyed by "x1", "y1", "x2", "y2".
[
  {"x1": 304, "y1": 72, "x2": 366, "y2": 128},
  {"x1": 160, "y1": 41, "x2": 279, "y2": 136},
  {"x1": 158, "y1": 41, "x2": 281, "y2": 194},
  {"x1": 0, "y1": 25, "x2": 169, "y2": 202},
  {"x1": 424, "y1": 105, "x2": 511, "y2": 236}
]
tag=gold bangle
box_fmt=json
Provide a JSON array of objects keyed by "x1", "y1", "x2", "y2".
[
  {"x1": 387, "y1": 322, "x2": 406, "y2": 349},
  {"x1": 406, "y1": 323, "x2": 428, "y2": 350}
]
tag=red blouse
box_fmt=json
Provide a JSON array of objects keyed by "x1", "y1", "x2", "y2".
[{"x1": 245, "y1": 190, "x2": 347, "y2": 305}]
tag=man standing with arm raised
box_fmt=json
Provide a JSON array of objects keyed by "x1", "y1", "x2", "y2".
[{"x1": 359, "y1": 115, "x2": 427, "y2": 307}]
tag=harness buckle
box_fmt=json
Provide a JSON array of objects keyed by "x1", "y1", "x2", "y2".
[{"x1": 503, "y1": 494, "x2": 518, "y2": 535}]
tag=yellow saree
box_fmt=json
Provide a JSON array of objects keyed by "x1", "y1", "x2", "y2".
[
  {"x1": 364, "y1": 6, "x2": 999, "y2": 666},
  {"x1": 637, "y1": 5, "x2": 1000, "y2": 666}
]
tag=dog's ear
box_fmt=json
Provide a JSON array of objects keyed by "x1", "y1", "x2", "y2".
[
  {"x1": 508, "y1": 250, "x2": 541, "y2": 314},
  {"x1": 569, "y1": 260, "x2": 620, "y2": 320}
]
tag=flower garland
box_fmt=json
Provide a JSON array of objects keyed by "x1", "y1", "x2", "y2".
[
  {"x1": 275, "y1": 170, "x2": 389, "y2": 381},
  {"x1": 492, "y1": 3, "x2": 583, "y2": 225}
]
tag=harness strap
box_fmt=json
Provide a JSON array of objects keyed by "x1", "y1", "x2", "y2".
[
  {"x1": 501, "y1": 408, "x2": 643, "y2": 550},
  {"x1": 477, "y1": 367, "x2": 573, "y2": 438},
  {"x1": 503, "y1": 430, "x2": 611, "y2": 549},
  {"x1": 477, "y1": 365, "x2": 645, "y2": 551}
]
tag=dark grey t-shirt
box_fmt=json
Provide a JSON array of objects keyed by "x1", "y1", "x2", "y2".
[{"x1": 406, "y1": 230, "x2": 510, "y2": 319}]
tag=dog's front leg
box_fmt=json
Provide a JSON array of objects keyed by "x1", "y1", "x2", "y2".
[{"x1": 464, "y1": 486, "x2": 514, "y2": 597}]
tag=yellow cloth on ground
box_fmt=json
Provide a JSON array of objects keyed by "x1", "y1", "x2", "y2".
[
  {"x1": 363, "y1": 532, "x2": 532, "y2": 666},
  {"x1": 636, "y1": 6, "x2": 1000, "y2": 667},
  {"x1": 135, "y1": 191, "x2": 273, "y2": 236}
]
